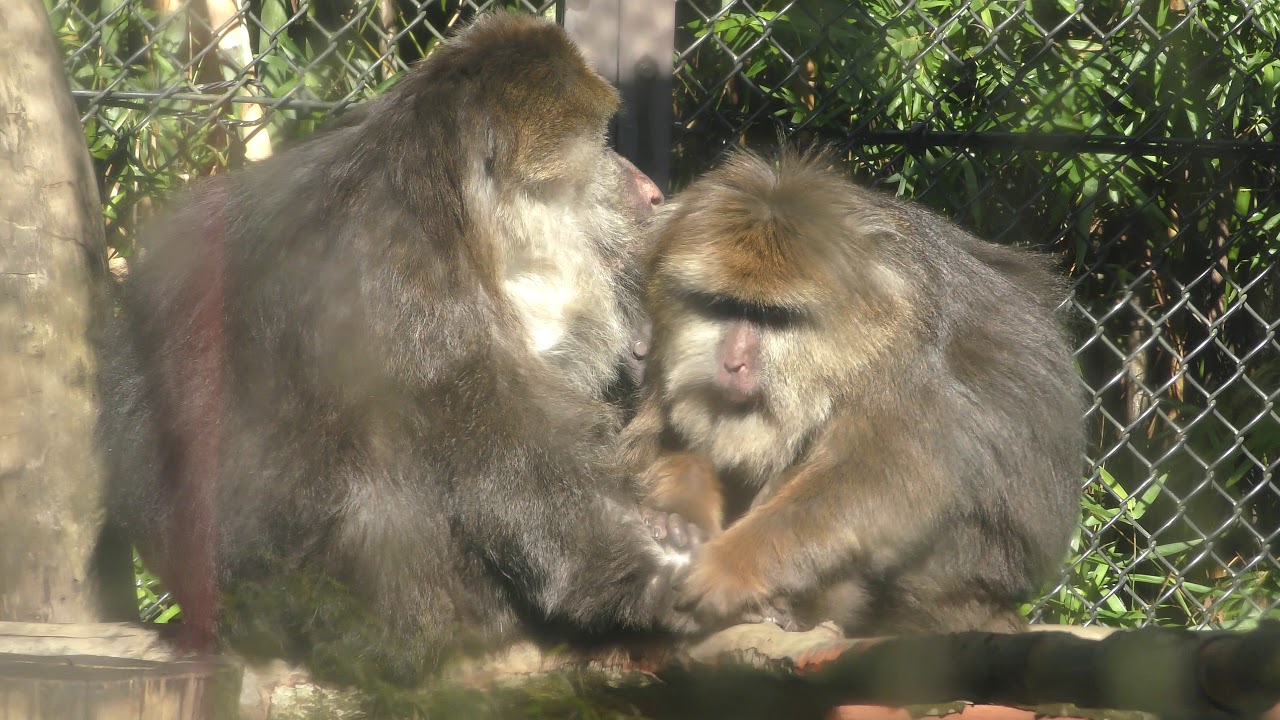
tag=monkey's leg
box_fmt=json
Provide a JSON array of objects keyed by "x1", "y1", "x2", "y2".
[
  {"x1": 883, "y1": 524, "x2": 1032, "y2": 634},
  {"x1": 675, "y1": 436, "x2": 958, "y2": 627},
  {"x1": 305, "y1": 485, "x2": 469, "y2": 685}
]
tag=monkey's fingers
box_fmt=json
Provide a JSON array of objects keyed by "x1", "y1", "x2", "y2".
[
  {"x1": 644, "y1": 556, "x2": 701, "y2": 634},
  {"x1": 641, "y1": 510, "x2": 665, "y2": 541},
  {"x1": 687, "y1": 522, "x2": 705, "y2": 547},
  {"x1": 741, "y1": 596, "x2": 807, "y2": 632},
  {"x1": 666, "y1": 512, "x2": 702, "y2": 549},
  {"x1": 642, "y1": 509, "x2": 703, "y2": 551}
]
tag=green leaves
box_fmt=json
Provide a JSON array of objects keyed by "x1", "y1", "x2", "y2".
[{"x1": 134, "y1": 552, "x2": 180, "y2": 623}]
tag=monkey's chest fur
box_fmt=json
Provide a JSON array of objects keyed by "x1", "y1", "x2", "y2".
[{"x1": 666, "y1": 392, "x2": 826, "y2": 486}]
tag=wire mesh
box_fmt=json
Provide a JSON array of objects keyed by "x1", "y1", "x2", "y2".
[
  {"x1": 47, "y1": 0, "x2": 1280, "y2": 629},
  {"x1": 45, "y1": 0, "x2": 556, "y2": 255}
]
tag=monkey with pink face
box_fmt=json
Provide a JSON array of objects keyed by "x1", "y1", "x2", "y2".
[{"x1": 623, "y1": 150, "x2": 1085, "y2": 635}]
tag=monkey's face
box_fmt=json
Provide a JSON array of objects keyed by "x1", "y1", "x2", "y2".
[
  {"x1": 643, "y1": 151, "x2": 923, "y2": 480},
  {"x1": 579, "y1": 150, "x2": 666, "y2": 282},
  {"x1": 647, "y1": 292, "x2": 837, "y2": 481}
]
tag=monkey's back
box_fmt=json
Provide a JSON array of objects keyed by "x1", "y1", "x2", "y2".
[{"x1": 832, "y1": 173, "x2": 1086, "y2": 631}]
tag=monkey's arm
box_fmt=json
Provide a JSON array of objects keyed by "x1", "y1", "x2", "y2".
[{"x1": 677, "y1": 414, "x2": 959, "y2": 622}]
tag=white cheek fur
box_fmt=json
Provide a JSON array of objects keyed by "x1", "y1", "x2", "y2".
[
  {"x1": 467, "y1": 150, "x2": 632, "y2": 398},
  {"x1": 660, "y1": 321, "x2": 832, "y2": 480},
  {"x1": 662, "y1": 319, "x2": 723, "y2": 390}
]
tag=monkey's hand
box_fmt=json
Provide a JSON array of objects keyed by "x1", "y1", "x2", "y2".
[
  {"x1": 672, "y1": 539, "x2": 772, "y2": 629},
  {"x1": 642, "y1": 509, "x2": 704, "y2": 631},
  {"x1": 601, "y1": 497, "x2": 702, "y2": 634},
  {"x1": 641, "y1": 534, "x2": 704, "y2": 634}
]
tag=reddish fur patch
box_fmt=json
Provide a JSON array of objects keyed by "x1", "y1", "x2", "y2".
[
  {"x1": 157, "y1": 181, "x2": 231, "y2": 652},
  {"x1": 695, "y1": 527, "x2": 771, "y2": 601}
]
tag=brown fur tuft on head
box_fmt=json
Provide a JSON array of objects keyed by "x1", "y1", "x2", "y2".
[
  {"x1": 415, "y1": 11, "x2": 620, "y2": 182},
  {"x1": 649, "y1": 148, "x2": 906, "y2": 312}
]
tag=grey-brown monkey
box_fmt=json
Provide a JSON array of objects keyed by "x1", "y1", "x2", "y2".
[
  {"x1": 623, "y1": 150, "x2": 1085, "y2": 635},
  {"x1": 99, "y1": 12, "x2": 693, "y2": 686}
]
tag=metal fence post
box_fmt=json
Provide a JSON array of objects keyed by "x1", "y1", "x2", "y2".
[{"x1": 563, "y1": 0, "x2": 675, "y2": 192}]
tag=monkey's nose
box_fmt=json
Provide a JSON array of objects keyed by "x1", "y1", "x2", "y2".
[
  {"x1": 636, "y1": 176, "x2": 663, "y2": 208},
  {"x1": 635, "y1": 170, "x2": 663, "y2": 207},
  {"x1": 717, "y1": 360, "x2": 757, "y2": 399},
  {"x1": 648, "y1": 185, "x2": 665, "y2": 207}
]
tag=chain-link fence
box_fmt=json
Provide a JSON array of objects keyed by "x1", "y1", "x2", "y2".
[{"x1": 46, "y1": 0, "x2": 1280, "y2": 629}]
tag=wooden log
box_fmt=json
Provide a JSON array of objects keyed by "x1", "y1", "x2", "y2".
[
  {"x1": 0, "y1": 622, "x2": 239, "y2": 720},
  {"x1": 650, "y1": 621, "x2": 1280, "y2": 719},
  {"x1": 11, "y1": 620, "x2": 1272, "y2": 719},
  {"x1": 0, "y1": 0, "x2": 130, "y2": 629},
  {"x1": 0, "y1": 623, "x2": 172, "y2": 662},
  {"x1": 0, "y1": 654, "x2": 240, "y2": 720}
]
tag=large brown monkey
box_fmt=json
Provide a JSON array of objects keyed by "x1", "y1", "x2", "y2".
[
  {"x1": 622, "y1": 150, "x2": 1085, "y2": 635},
  {"x1": 98, "y1": 13, "x2": 694, "y2": 686}
]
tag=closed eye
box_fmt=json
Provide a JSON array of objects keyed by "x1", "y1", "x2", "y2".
[{"x1": 684, "y1": 291, "x2": 805, "y2": 328}]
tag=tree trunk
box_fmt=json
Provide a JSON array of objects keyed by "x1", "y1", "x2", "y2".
[{"x1": 0, "y1": 0, "x2": 123, "y2": 623}]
